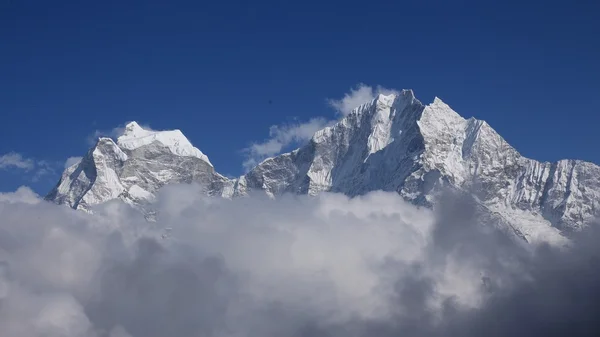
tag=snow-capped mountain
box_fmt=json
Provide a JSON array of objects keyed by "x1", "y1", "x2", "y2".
[
  {"x1": 45, "y1": 122, "x2": 234, "y2": 213},
  {"x1": 46, "y1": 90, "x2": 600, "y2": 242}
]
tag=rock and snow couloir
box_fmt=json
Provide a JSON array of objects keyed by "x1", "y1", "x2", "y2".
[{"x1": 45, "y1": 90, "x2": 600, "y2": 243}]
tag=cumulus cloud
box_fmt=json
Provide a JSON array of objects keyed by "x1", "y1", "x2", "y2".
[
  {"x1": 0, "y1": 185, "x2": 598, "y2": 337},
  {"x1": 64, "y1": 157, "x2": 83, "y2": 169},
  {"x1": 328, "y1": 83, "x2": 399, "y2": 116},
  {"x1": 0, "y1": 186, "x2": 40, "y2": 204},
  {"x1": 0, "y1": 152, "x2": 35, "y2": 171},
  {"x1": 242, "y1": 117, "x2": 333, "y2": 171}
]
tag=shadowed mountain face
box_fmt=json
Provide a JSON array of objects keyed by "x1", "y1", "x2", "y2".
[{"x1": 46, "y1": 90, "x2": 600, "y2": 242}]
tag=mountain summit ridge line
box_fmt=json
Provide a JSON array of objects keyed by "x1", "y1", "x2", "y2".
[{"x1": 45, "y1": 89, "x2": 600, "y2": 243}]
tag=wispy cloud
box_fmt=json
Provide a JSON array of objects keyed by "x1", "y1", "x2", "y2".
[
  {"x1": 242, "y1": 117, "x2": 333, "y2": 171},
  {"x1": 32, "y1": 160, "x2": 58, "y2": 182},
  {"x1": 86, "y1": 126, "x2": 125, "y2": 146},
  {"x1": 327, "y1": 83, "x2": 399, "y2": 116},
  {"x1": 0, "y1": 152, "x2": 35, "y2": 171},
  {"x1": 0, "y1": 152, "x2": 61, "y2": 183},
  {"x1": 241, "y1": 84, "x2": 399, "y2": 171}
]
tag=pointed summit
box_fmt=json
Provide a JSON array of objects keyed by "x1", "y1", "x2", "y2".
[
  {"x1": 46, "y1": 88, "x2": 600, "y2": 239},
  {"x1": 431, "y1": 96, "x2": 452, "y2": 107},
  {"x1": 121, "y1": 121, "x2": 147, "y2": 137},
  {"x1": 374, "y1": 92, "x2": 396, "y2": 108}
]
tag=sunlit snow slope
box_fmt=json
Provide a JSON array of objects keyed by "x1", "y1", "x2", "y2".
[{"x1": 46, "y1": 90, "x2": 600, "y2": 242}]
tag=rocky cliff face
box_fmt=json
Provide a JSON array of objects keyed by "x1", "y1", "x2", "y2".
[{"x1": 46, "y1": 90, "x2": 600, "y2": 242}]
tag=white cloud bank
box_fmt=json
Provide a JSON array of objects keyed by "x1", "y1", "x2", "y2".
[{"x1": 1, "y1": 184, "x2": 598, "y2": 337}]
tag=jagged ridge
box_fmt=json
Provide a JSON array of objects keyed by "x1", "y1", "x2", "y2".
[{"x1": 45, "y1": 90, "x2": 600, "y2": 243}]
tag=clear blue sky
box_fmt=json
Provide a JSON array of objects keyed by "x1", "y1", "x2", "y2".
[{"x1": 2, "y1": 0, "x2": 599, "y2": 194}]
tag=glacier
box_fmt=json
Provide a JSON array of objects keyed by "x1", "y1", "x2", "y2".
[{"x1": 45, "y1": 90, "x2": 600, "y2": 243}]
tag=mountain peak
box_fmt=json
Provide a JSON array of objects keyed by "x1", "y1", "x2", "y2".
[
  {"x1": 46, "y1": 89, "x2": 600, "y2": 240},
  {"x1": 373, "y1": 93, "x2": 396, "y2": 109},
  {"x1": 399, "y1": 88, "x2": 415, "y2": 98},
  {"x1": 431, "y1": 96, "x2": 446, "y2": 105},
  {"x1": 116, "y1": 124, "x2": 212, "y2": 165},
  {"x1": 122, "y1": 121, "x2": 146, "y2": 137},
  {"x1": 374, "y1": 89, "x2": 416, "y2": 105},
  {"x1": 376, "y1": 92, "x2": 396, "y2": 100},
  {"x1": 46, "y1": 122, "x2": 229, "y2": 212}
]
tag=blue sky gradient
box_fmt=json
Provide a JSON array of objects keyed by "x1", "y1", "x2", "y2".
[{"x1": 2, "y1": 0, "x2": 599, "y2": 194}]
